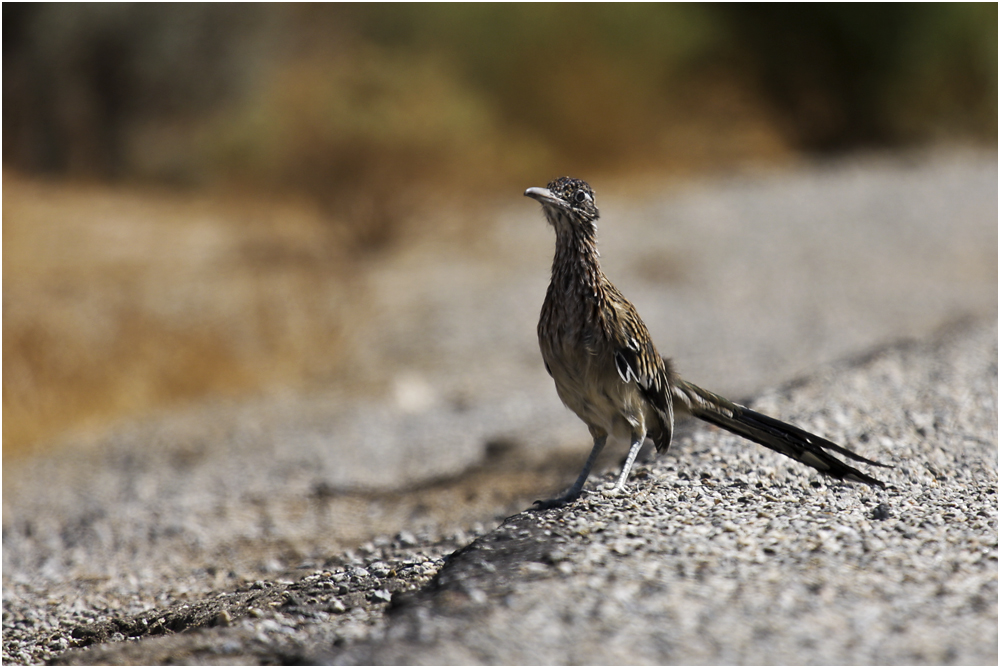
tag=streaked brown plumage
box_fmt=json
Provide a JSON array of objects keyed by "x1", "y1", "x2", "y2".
[{"x1": 526, "y1": 176, "x2": 888, "y2": 508}]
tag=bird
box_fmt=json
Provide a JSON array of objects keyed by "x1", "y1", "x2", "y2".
[{"x1": 525, "y1": 176, "x2": 889, "y2": 508}]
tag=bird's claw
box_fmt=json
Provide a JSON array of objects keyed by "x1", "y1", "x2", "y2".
[{"x1": 532, "y1": 493, "x2": 579, "y2": 510}]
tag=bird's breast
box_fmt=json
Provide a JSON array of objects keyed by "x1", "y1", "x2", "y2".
[{"x1": 539, "y1": 314, "x2": 652, "y2": 441}]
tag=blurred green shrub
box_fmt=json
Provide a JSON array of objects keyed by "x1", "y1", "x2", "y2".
[
  {"x1": 721, "y1": 3, "x2": 998, "y2": 148},
  {"x1": 4, "y1": 4, "x2": 996, "y2": 246}
]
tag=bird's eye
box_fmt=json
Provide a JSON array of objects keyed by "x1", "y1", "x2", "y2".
[{"x1": 574, "y1": 190, "x2": 591, "y2": 204}]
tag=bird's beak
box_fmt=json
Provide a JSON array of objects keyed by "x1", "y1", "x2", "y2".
[{"x1": 524, "y1": 187, "x2": 561, "y2": 206}]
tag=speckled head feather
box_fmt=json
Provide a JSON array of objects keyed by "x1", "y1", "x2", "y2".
[
  {"x1": 525, "y1": 177, "x2": 599, "y2": 234},
  {"x1": 545, "y1": 177, "x2": 598, "y2": 220}
]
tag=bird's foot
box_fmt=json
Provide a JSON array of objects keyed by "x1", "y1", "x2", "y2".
[
  {"x1": 601, "y1": 482, "x2": 628, "y2": 498},
  {"x1": 532, "y1": 491, "x2": 581, "y2": 510}
]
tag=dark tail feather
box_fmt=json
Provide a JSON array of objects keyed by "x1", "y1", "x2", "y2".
[{"x1": 678, "y1": 382, "x2": 889, "y2": 488}]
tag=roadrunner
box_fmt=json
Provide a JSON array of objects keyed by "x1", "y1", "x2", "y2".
[{"x1": 526, "y1": 176, "x2": 888, "y2": 508}]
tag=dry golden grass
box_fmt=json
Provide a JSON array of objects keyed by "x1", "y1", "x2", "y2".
[
  {"x1": 3, "y1": 171, "x2": 369, "y2": 457},
  {"x1": 1, "y1": 87, "x2": 789, "y2": 460}
]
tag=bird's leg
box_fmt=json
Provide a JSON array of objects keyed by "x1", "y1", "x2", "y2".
[
  {"x1": 534, "y1": 433, "x2": 607, "y2": 509},
  {"x1": 605, "y1": 433, "x2": 645, "y2": 496}
]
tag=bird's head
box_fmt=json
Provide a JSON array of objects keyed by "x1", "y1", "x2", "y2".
[{"x1": 524, "y1": 177, "x2": 599, "y2": 232}]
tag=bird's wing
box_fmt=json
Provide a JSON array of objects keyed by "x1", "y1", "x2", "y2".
[
  {"x1": 601, "y1": 288, "x2": 676, "y2": 449},
  {"x1": 603, "y1": 294, "x2": 663, "y2": 395}
]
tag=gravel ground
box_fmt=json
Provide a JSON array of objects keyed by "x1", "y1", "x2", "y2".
[
  {"x1": 3, "y1": 149, "x2": 996, "y2": 664},
  {"x1": 326, "y1": 318, "x2": 998, "y2": 665}
]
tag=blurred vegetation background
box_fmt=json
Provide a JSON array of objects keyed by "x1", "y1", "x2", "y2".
[{"x1": 3, "y1": 4, "x2": 997, "y2": 455}]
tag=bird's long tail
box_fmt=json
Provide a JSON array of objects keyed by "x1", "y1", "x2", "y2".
[{"x1": 673, "y1": 379, "x2": 890, "y2": 488}]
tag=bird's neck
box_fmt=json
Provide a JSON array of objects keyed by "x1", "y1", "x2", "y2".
[{"x1": 550, "y1": 222, "x2": 603, "y2": 299}]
